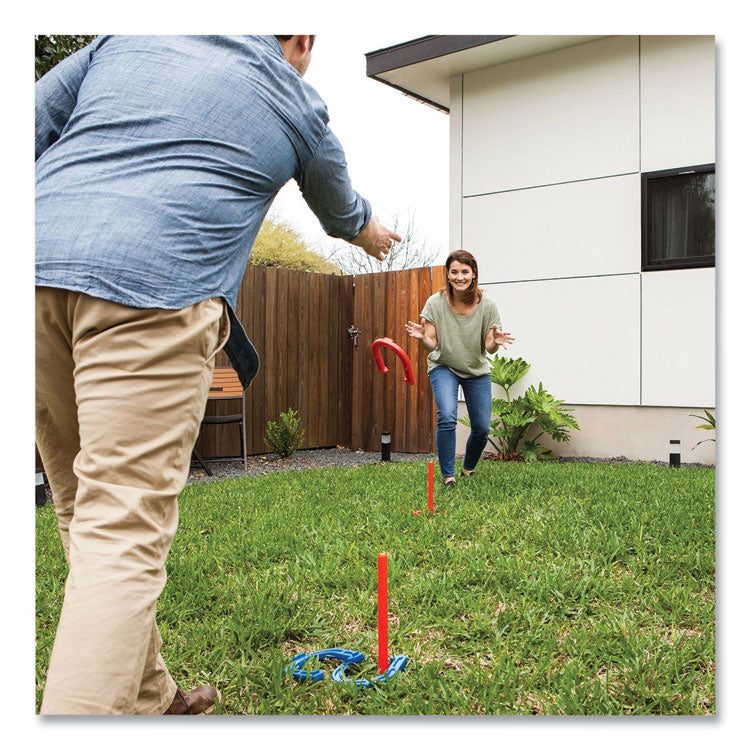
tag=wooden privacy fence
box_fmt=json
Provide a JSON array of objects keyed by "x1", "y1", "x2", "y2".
[{"x1": 194, "y1": 264, "x2": 444, "y2": 459}]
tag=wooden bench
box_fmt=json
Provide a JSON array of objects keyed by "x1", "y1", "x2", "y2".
[{"x1": 192, "y1": 366, "x2": 248, "y2": 474}]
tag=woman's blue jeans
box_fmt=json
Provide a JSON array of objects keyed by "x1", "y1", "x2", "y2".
[{"x1": 428, "y1": 366, "x2": 492, "y2": 478}]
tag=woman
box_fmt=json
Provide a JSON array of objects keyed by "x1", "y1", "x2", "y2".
[{"x1": 406, "y1": 250, "x2": 514, "y2": 488}]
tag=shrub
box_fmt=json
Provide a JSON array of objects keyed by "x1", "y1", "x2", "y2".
[
  {"x1": 460, "y1": 355, "x2": 580, "y2": 461},
  {"x1": 264, "y1": 409, "x2": 305, "y2": 458},
  {"x1": 35, "y1": 35, "x2": 97, "y2": 80},
  {"x1": 691, "y1": 409, "x2": 716, "y2": 450},
  {"x1": 249, "y1": 217, "x2": 342, "y2": 274}
]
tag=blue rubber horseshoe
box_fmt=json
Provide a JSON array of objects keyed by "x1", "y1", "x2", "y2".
[
  {"x1": 285, "y1": 648, "x2": 365, "y2": 682},
  {"x1": 331, "y1": 654, "x2": 408, "y2": 688},
  {"x1": 284, "y1": 652, "x2": 324, "y2": 682}
]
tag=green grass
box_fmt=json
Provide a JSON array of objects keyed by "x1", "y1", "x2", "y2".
[{"x1": 36, "y1": 461, "x2": 715, "y2": 714}]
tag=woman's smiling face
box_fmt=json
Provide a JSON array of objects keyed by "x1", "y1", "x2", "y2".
[{"x1": 448, "y1": 261, "x2": 475, "y2": 292}]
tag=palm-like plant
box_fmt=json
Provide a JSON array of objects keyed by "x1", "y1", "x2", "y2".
[
  {"x1": 460, "y1": 356, "x2": 580, "y2": 461},
  {"x1": 488, "y1": 356, "x2": 530, "y2": 400},
  {"x1": 486, "y1": 397, "x2": 537, "y2": 459},
  {"x1": 690, "y1": 409, "x2": 716, "y2": 450}
]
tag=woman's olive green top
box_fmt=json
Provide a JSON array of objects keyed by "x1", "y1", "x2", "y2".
[{"x1": 419, "y1": 290, "x2": 501, "y2": 379}]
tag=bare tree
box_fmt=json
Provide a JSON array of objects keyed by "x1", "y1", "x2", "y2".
[{"x1": 321, "y1": 209, "x2": 439, "y2": 274}]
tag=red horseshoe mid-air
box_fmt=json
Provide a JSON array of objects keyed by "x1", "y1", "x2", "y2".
[{"x1": 370, "y1": 337, "x2": 415, "y2": 386}]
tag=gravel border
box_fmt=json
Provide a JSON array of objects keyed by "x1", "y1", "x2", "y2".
[
  {"x1": 554, "y1": 455, "x2": 713, "y2": 469},
  {"x1": 186, "y1": 448, "x2": 713, "y2": 484},
  {"x1": 187, "y1": 448, "x2": 437, "y2": 483}
]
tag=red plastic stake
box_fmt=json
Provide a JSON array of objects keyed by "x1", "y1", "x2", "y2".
[
  {"x1": 377, "y1": 552, "x2": 389, "y2": 674},
  {"x1": 428, "y1": 460, "x2": 434, "y2": 513}
]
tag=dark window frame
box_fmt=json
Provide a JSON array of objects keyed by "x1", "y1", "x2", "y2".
[{"x1": 641, "y1": 163, "x2": 715, "y2": 272}]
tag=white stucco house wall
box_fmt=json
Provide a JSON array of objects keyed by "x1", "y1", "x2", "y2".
[{"x1": 366, "y1": 35, "x2": 715, "y2": 464}]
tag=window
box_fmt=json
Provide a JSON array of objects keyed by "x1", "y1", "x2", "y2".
[{"x1": 641, "y1": 164, "x2": 715, "y2": 271}]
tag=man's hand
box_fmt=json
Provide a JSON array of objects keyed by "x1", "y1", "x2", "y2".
[{"x1": 350, "y1": 215, "x2": 402, "y2": 261}]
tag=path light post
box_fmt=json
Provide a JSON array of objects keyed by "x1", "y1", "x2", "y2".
[
  {"x1": 669, "y1": 439, "x2": 681, "y2": 468},
  {"x1": 381, "y1": 431, "x2": 391, "y2": 462}
]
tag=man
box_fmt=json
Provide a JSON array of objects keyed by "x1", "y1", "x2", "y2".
[{"x1": 35, "y1": 35, "x2": 400, "y2": 715}]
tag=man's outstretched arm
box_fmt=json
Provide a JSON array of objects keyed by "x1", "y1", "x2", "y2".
[{"x1": 297, "y1": 128, "x2": 401, "y2": 261}]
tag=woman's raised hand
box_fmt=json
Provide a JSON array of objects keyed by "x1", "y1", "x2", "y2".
[
  {"x1": 490, "y1": 324, "x2": 515, "y2": 349},
  {"x1": 405, "y1": 319, "x2": 426, "y2": 340}
]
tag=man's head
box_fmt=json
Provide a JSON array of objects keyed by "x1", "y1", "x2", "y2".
[{"x1": 275, "y1": 35, "x2": 316, "y2": 76}]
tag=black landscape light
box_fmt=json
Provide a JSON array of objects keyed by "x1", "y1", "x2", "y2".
[
  {"x1": 669, "y1": 439, "x2": 681, "y2": 468},
  {"x1": 381, "y1": 431, "x2": 391, "y2": 462}
]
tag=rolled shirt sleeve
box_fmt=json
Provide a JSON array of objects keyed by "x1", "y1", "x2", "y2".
[
  {"x1": 419, "y1": 295, "x2": 436, "y2": 324},
  {"x1": 483, "y1": 298, "x2": 502, "y2": 337},
  {"x1": 297, "y1": 128, "x2": 371, "y2": 241},
  {"x1": 35, "y1": 44, "x2": 93, "y2": 160}
]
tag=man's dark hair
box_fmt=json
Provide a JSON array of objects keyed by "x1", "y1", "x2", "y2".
[{"x1": 275, "y1": 35, "x2": 316, "y2": 47}]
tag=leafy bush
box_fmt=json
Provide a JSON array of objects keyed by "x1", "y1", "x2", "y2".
[
  {"x1": 691, "y1": 409, "x2": 716, "y2": 450},
  {"x1": 460, "y1": 356, "x2": 580, "y2": 461},
  {"x1": 35, "y1": 35, "x2": 97, "y2": 81},
  {"x1": 249, "y1": 217, "x2": 342, "y2": 274},
  {"x1": 264, "y1": 409, "x2": 305, "y2": 457}
]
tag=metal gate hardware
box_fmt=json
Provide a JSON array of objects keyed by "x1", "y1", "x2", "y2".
[{"x1": 347, "y1": 325, "x2": 362, "y2": 348}]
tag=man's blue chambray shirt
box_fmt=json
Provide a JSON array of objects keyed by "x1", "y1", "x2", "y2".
[{"x1": 35, "y1": 35, "x2": 372, "y2": 387}]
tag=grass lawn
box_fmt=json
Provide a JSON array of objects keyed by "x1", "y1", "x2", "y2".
[{"x1": 36, "y1": 460, "x2": 715, "y2": 715}]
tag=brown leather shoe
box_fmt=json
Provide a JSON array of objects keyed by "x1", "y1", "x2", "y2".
[{"x1": 163, "y1": 685, "x2": 221, "y2": 715}]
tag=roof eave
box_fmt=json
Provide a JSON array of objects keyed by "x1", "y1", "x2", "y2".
[
  {"x1": 365, "y1": 35, "x2": 611, "y2": 112},
  {"x1": 368, "y1": 74, "x2": 450, "y2": 113},
  {"x1": 365, "y1": 35, "x2": 514, "y2": 77}
]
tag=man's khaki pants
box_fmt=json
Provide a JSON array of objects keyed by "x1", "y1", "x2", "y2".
[{"x1": 36, "y1": 287, "x2": 229, "y2": 714}]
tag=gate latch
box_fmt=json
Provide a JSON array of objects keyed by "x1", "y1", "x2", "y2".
[{"x1": 348, "y1": 324, "x2": 362, "y2": 348}]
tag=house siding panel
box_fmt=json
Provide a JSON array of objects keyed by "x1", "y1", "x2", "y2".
[
  {"x1": 640, "y1": 36, "x2": 715, "y2": 173},
  {"x1": 462, "y1": 36, "x2": 640, "y2": 196},
  {"x1": 482, "y1": 274, "x2": 641, "y2": 406},
  {"x1": 641, "y1": 268, "x2": 716, "y2": 408},
  {"x1": 463, "y1": 174, "x2": 641, "y2": 283}
]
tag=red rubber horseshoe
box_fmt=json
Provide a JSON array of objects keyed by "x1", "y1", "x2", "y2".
[{"x1": 370, "y1": 337, "x2": 415, "y2": 385}]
